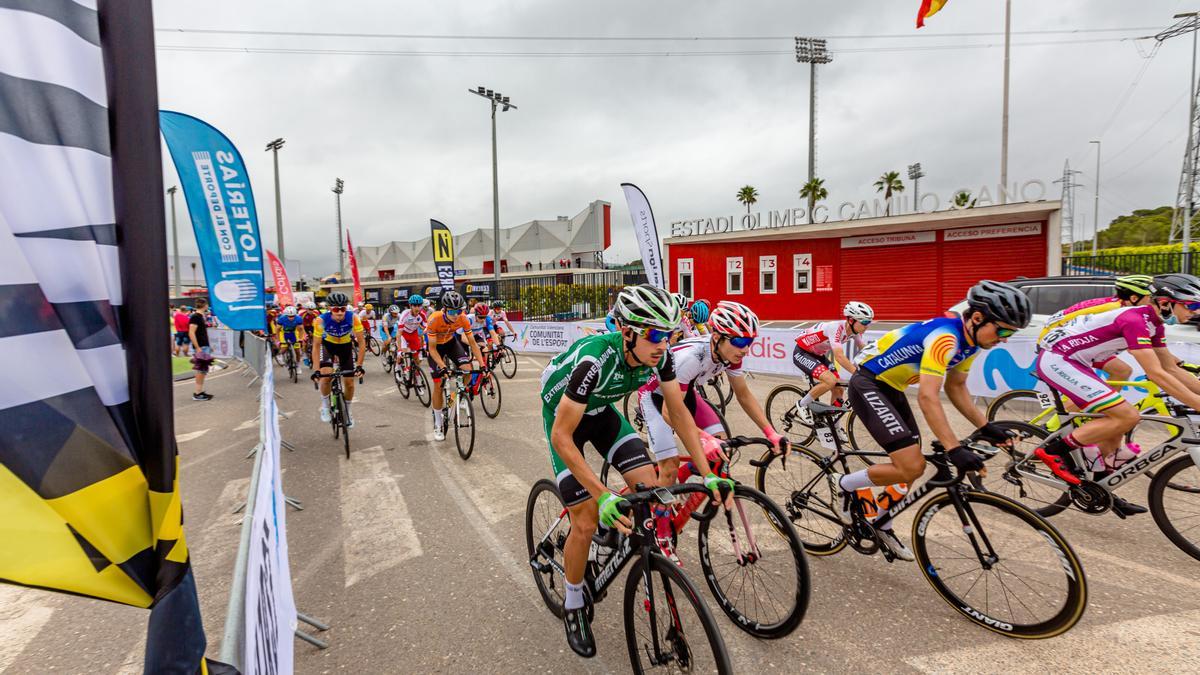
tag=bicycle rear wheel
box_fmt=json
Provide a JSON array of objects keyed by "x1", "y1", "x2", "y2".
[
  {"x1": 696, "y1": 485, "x2": 810, "y2": 639},
  {"x1": 365, "y1": 335, "x2": 381, "y2": 356},
  {"x1": 480, "y1": 372, "x2": 502, "y2": 418},
  {"x1": 525, "y1": 479, "x2": 569, "y2": 618},
  {"x1": 912, "y1": 490, "x2": 1087, "y2": 639},
  {"x1": 1148, "y1": 454, "x2": 1200, "y2": 561},
  {"x1": 978, "y1": 421, "x2": 1071, "y2": 517},
  {"x1": 765, "y1": 384, "x2": 815, "y2": 447},
  {"x1": 623, "y1": 553, "x2": 732, "y2": 675},
  {"x1": 754, "y1": 446, "x2": 847, "y2": 555},
  {"x1": 500, "y1": 346, "x2": 518, "y2": 379},
  {"x1": 455, "y1": 390, "x2": 476, "y2": 460}
]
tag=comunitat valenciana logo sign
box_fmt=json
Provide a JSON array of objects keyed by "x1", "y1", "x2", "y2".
[{"x1": 669, "y1": 179, "x2": 1050, "y2": 238}]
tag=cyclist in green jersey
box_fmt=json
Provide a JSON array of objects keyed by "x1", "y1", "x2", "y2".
[{"x1": 539, "y1": 284, "x2": 732, "y2": 659}]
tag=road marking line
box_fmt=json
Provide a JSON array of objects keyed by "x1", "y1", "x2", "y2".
[
  {"x1": 340, "y1": 445, "x2": 423, "y2": 587},
  {"x1": 0, "y1": 585, "x2": 55, "y2": 673},
  {"x1": 233, "y1": 418, "x2": 258, "y2": 431},
  {"x1": 180, "y1": 439, "x2": 255, "y2": 470},
  {"x1": 521, "y1": 356, "x2": 546, "y2": 369},
  {"x1": 174, "y1": 429, "x2": 209, "y2": 443},
  {"x1": 905, "y1": 608, "x2": 1200, "y2": 672}
]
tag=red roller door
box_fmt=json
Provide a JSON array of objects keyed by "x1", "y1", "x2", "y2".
[
  {"x1": 840, "y1": 239, "x2": 941, "y2": 320},
  {"x1": 940, "y1": 223, "x2": 1047, "y2": 307}
]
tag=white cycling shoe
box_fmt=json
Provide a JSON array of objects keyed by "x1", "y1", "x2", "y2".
[
  {"x1": 876, "y1": 529, "x2": 915, "y2": 562},
  {"x1": 794, "y1": 402, "x2": 815, "y2": 426},
  {"x1": 319, "y1": 405, "x2": 331, "y2": 423}
]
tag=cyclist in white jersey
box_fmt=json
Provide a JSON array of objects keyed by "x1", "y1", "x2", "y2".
[
  {"x1": 1034, "y1": 273, "x2": 1200, "y2": 514},
  {"x1": 395, "y1": 295, "x2": 428, "y2": 356},
  {"x1": 792, "y1": 301, "x2": 873, "y2": 422}
]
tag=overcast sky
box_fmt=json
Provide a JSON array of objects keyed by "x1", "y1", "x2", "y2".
[{"x1": 153, "y1": 0, "x2": 1195, "y2": 275}]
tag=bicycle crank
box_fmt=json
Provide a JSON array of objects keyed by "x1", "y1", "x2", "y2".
[{"x1": 1068, "y1": 481, "x2": 1112, "y2": 515}]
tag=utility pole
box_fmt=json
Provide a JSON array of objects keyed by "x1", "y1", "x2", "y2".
[
  {"x1": 469, "y1": 86, "x2": 517, "y2": 288},
  {"x1": 332, "y1": 178, "x2": 345, "y2": 278},
  {"x1": 1090, "y1": 140, "x2": 1101, "y2": 255},
  {"x1": 167, "y1": 185, "x2": 181, "y2": 298},
  {"x1": 907, "y1": 163, "x2": 925, "y2": 214},
  {"x1": 795, "y1": 38, "x2": 832, "y2": 189},
  {"x1": 1156, "y1": 12, "x2": 1200, "y2": 271},
  {"x1": 1000, "y1": 0, "x2": 1012, "y2": 203},
  {"x1": 265, "y1": 138, "x2": 286, "y2": 262},
  {"x1": 1053, "y1": 160, "x2": 1082, "y2": 255}
]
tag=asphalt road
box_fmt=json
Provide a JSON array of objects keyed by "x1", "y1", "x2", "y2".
[{"x1": 4, "y1": 352, "x2": 1200, "y2": 673}]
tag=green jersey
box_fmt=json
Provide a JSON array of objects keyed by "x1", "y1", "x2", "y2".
[{"x1": 539, "y1": 331, "x2": 677, "y2": 414}]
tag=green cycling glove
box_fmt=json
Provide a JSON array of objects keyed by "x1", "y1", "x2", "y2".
[
  {"x1": 597, "y1": 491, "x2": 629, "y2": 528},
  {"x1": 704, "y1": 472, "x2": 735, "y2": 494}
]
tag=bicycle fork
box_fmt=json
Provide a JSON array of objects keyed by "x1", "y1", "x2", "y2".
[{"x1": 945, "y1": 488, "x2": 999, "y2": 569}]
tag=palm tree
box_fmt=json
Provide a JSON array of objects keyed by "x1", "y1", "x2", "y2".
[
  {"x1": 736, "y1": 185, "x2": 759, "y2": 214},
  {"x1": 798, "y1": 177, "x2": 828, "y2": 224},
  {"x1": 873, "y1": 171, "x2": 905, "y2": 216},
  {"x1": 952, "y1": 190, "x2": 977, "y2": 209}
]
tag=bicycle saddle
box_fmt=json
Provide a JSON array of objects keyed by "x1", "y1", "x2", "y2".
[{"x1": 807, "y1": 401, "x2": 845, "y2": 417}]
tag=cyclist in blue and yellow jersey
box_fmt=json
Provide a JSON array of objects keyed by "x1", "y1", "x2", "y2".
[
  {"x1": 275, "y1": 305, "x2": 307, "y2": 367},
  {"x1": 836, "y1": 280, "x2": 1031, "y2": 560},
  {"x1": 311, "y1": 291, "x2": 366, "y2": 426}
]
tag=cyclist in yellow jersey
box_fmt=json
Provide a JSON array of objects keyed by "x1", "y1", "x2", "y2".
[
  {"x1": 1036, "y1": 274, "x2": 1154, "y2": 385},
  {"x1": 312, "y1": 291, "x2": 366, "y2": 426}
]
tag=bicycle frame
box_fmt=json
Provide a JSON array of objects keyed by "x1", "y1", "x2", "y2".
[{"x1": 1023, "y1": 380, "x2": 1175, "y2": 430}]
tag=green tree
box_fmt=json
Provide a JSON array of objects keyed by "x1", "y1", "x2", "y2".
[
  {"x1": 799, "y1": 177, "x2": 828, "y2": 224},
  {"x1": 952, "y1": 190, "x2": 977, "y2": 209},
  {"x1": 873, "y1": 171, "x2": 905, "y2": 216},
  {"x1": 736, "y1": 185, "x2": 759, "y2": 214},
  {"x1": 1095, "y1": 206, "x2": 1176, "y2": 248}
]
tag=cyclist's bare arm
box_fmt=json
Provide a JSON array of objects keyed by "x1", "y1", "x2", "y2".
[
  {"x1": 1135, "y1": 348, "x2": 1200, "y2": 409},
  {"x1": 831, "y1": 344, "x2": 856, "y2": 374},
  {"x1": 354, "y1": 331, "x2": 366, "y2": 368},
  {"x1": 945, "y1": 369, "x2": 986, "y2": 427},
  {"x1": 918, "y1": 373, "x2": 961, "y2": 452},
  {"x1": 1159, "y1": 348, "x2": 1200, "y2": 397}
]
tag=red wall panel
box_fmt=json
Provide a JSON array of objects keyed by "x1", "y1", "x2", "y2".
[
  {"x1": 940, "y1": 231, "x2": 1046, "y2": 307},
  {"x1": 840, "y1": 242, "x2": 941, "y2": 319}
]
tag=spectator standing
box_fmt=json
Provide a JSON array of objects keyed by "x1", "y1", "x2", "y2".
[
  {"x1": 172, "y1": 306, "x2": 191, "y2": 356},
  {"x1": 189, "y1": 298, "x2": 214, "y2": 401}
]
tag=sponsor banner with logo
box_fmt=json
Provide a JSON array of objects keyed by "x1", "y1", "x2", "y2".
[
  {"x1": 512, "y1": 322, "x2": 579, "y2": 352},
  {"x1": 160, "y1": 111, "x2": 267, "y2": 330},
  {"x1": 208, "y1": 328, "x2": 239, "y2": 358},
  {"x1": 431, "y1": 219, "x2": 456, "y2": 293},
  {"x1": 622, "y1": 183, "x2": 665, "y2": 289},
  {"x1": 266, "y1": 250, "x2": 294, "y2": 307}
]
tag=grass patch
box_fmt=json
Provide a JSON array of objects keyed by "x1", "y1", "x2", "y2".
[{"x1": 172, "y1": 356, "x2": 193, "y2": 375}]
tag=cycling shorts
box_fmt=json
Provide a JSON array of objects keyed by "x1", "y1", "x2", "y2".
[
  {"x1": 320, "y1": 340, "x2": 355, "y2": 370},
  {"x1": 400, "y1": 331, "x2": 423, "y2": 353},
  {"x1": 792, "y1": 345, "x2": 835, "y2": 382},
  {"x1": 543, "y1": 404, "x2": 654, "y2": 507},
  {"x1": 280, "y1": 331, "x2": 299, "y2": 345},
  {"x1": 846, "y1": 371, "x2": 920, "y2": 453},
  {"x1": 640, "y1": 385, "x2": 724, "y2": 461},
  {"x1": 1035, "y1": 351, "x2": 1124, "y2": 413},
  {"x1": 428, "y1": 337, "x2": 470, "y2": 380}
]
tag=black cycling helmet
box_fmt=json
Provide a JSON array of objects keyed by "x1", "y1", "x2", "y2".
[
  {"x1": 440, "y1": 290, "x2": 466, "y2": 311},
  {"x1": 966, "y1": 280, "x2": 1032, "y2": 328},
  {"x1": 1151, "y1": 273, "x2": 1200, "y2": 303},
  {"x1": 326, "y1": 291, "x2": 350, "y2": 307}
]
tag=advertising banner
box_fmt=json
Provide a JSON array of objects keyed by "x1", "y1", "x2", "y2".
[
  {"x1": 621, "y1": 183, "x2": 665, "y2": 289},
  {"x1": 266, "y1": 250, "x2": 293, "y2": 307},
  {"x1": 347, "y1": 230, "x2": 363, "y2": 305},
  {"x1": 160, "y1": 111, "x2": 266, "y2": 330},
  {"x1": 431, "y1": 219, "x2": 456, "y2": 292}
]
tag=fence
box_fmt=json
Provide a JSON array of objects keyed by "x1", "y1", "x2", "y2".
[
  {"x1": 501, "y1": 270, "x2": 625, "y2": 321},
  {"x1": 1062, "y1": 253, "x2": 1196, "y2": 277}
]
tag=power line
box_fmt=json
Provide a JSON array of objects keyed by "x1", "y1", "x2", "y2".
[
  {"x1": 153, "y1": 26, "x2": 1159, "y2": 42},
  {"x1": 1102, "y1": 90, "x2": 1189, "y2": 166},
  {"x1": 155, "y1": 36, "x2": 1135, "y2": 59}
]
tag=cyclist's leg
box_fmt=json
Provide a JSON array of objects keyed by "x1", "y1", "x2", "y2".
[
  {"x1": 428, "y1": 342, "x2": 448, "y2": 409},
  {"x1": 844, "y1": 372, "x2": 925, "y2": 485},
  {"x1": 792, "y1": 346, "x2": 832, "y2": 407},
  {"x1": 642, "y1": 388, "x2": 683, "y2": 488},
  {"x1": 546, "y1": 410, "x2": 605, "y2": 609},
  {"x1": 1036, "y1": 351, "x2": 1135, "y2": 467}
]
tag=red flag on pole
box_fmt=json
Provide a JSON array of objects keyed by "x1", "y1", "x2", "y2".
[
  {"x1": 347, "y1": 230, "x2": 363, "y2": 305},
  {"x1": 267, "y1": 249, "x2": 294, "y2": 307},
  {"x1": 916, "y1": 0, "x2": 948, "y2": 28}
]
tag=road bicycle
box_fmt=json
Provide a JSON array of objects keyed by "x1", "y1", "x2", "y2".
[
  {"x1": 380, "y1": 338, "x2": 397, "y2": 373},
  {"x1": 491, "y1": 334, "x2": 518, "y2": 379},
  {"x1": 474, "y1": 366, "x2": 502, "y2": 419},
  {"x1": 980, "y1": 390, "x2": 1200, "y2": 562},
  {"x1": 435, "y1": 366, "x2": 475, "y2": 460},
  {"x1": 394, "y1": 349, "x2": 431, "y2": 407},
  {"x1": 312, "y1": 366, "x2": 361, "y2": 459},
  {"x1": 763, "y1": 382, "x2": 879, "y2": 460},
  {"x1": 526, "y1": 480, "x2": 733, "y2": 673},
  {"x1": 755, "y1": 401, "x2": 1088, "y2": 638},
  {"x1": 598, "y1": 436, "x2": 810, "y2": 639},
  {"x1": 364, "y1": 332, "x2": 381, "y2": 356},
  {"x1": 281, "y1": 339, "x2": 300, "y2": 383}
]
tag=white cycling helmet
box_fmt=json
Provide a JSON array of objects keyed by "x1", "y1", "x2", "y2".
[
  {"x1": 708, "y1": 301, "x2": 759, "y2": 338},
  {"x1": 305, "y1": 302, "x2": 316, "y2": 310},
  {"x1": 283, "y1": 305, "x2": 297, "y2": 317},
  {"x1": 843, "y1": 301, "x2": 874, "y2": 323}
]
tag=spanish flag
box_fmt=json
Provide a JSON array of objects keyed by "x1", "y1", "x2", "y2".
[{"x1": 917, "y1": 0, "x2": 949, "y2": 28}]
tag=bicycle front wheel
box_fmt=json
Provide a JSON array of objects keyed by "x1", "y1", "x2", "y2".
[
  {"x1": 525, "y1": 479, "x2": 569, "y2": 618},
  {"x1": 480, "y1": 373, "x2": 502, "y2": 418},
  {"x1": 696, "y1": 485, "x2": 810, "y2": 639},
  {"x1": 339, "y1": 397, "x2": 351, "y2": 459},
  {"x1": 1148, "y1": 454, "x2": 1200, "y2": 561},
  {"x1": 912, "y1": 490, "x2": 1087, "y2": 639},
  {"x1": 396, "y1": 365, "x2": 411, "y2": 398},
  {"x1": 455, "y1": 392, "x2": 476, "y2": 460},
  {"x1": 414, "y1": 367, "x2": 432, "y2": 407},
  {"x1": 765, "y1": 384, "x2": 815, "y2": 447},
  {"x1": 624, "y1": 553, "x2": 732, "y2": 675},
  {"x1": 987, "y1": 389, "x2": 1053, "y2": 426},
  {"x1": 754, "y1": 446, "x2": 847, "y2": 555},
  {"x1": 500, "y1": 346, "x2": 518, "y2": 378}
]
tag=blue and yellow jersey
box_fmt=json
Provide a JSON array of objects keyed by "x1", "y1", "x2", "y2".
[
  {"x1": 313, "y1": 311, "x2": 364, "y2": 344},
  {"x1": 856, "y1": 314, "x2": 978, "y2": 391},
  {"x1": 276, "y1": 314, "x2": 304, "y2": 336}
]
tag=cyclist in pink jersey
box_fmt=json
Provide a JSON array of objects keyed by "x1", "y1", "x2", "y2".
[
  {"x1": 1035, "y1": 273, "x2": 1200, "y2": 514},
  {"x1": 1037, "y1": 274, "x2": 1154, "y2": 385},
  {"x1": 791, "y1": 301, "x2": 873, "y2": 423}
]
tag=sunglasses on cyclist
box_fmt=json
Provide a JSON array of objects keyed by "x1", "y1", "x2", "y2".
[
  {"x1": 858, "y1": 319, "x2": 872, "y2": 326},
  {"x1": 329, "y1": 306, "x2": 347, "y2": 312},
  {"x1": 445, "y1": 308, "x2": 462, "y2": 316},
  {"x1": 1171, "y1": 300, "x2": 1200, "y2": 311},
  {"x1": 727, "y1": 336, "x2": 755, "y2": 349},
  {"x1": 994, "y1": 325, "x2": 1018, "y2": 338},
  {"x1": 630, "y1": 326, "x2": 677, "y2": 344}
]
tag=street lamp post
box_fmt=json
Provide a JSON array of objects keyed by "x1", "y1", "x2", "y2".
[
  {"x1": 333, "y1": 178, "x2": 345, "y2": 278},
  {"x1": 469, "y1": 86, "x2": 517, "y2": 289},
  {"x1": 1090, "y1": 140, "x2": 1101, "y2": 256},
  {"x1": 1001, "y1": 0, "x2": 1012, "y2": 203},
  {"x1": 265, "y1": 138, "x2": 286, "y2": 262},
  {"x1": 167, "y1": 185, "x2": 181, "y2": 299},
  {"x1": 907, "y1": 163, "x2": 925, "y2": 214},
  {"x1": 795, "y1": 38, "x2": 832, "y2": 189}
]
